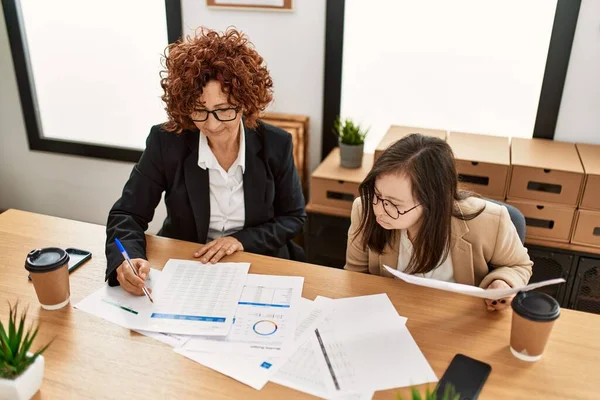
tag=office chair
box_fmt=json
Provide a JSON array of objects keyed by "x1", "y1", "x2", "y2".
[{"x1": 485, "y1": 198, "x2": 526, "y2": 244}]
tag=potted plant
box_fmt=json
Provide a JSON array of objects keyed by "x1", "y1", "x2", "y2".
[
  {"x1": 398, "y1": 384, "x2": 459, "y2": 400},
  {"x1": 334, "y1": 116, "x2": 368, "y2": 168},
  {"x1": 0, "y1": 303, "x2": 51, "y2": 400}
]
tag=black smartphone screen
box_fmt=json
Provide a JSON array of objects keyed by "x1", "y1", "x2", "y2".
[
  {"x1": 28, "y1": 248, "x2": 91, "y2": 280},
  {"x1": 435, "y1": 354, "x2": 491, "y2": 400},
  {"x1": 65, "y1": 248, "x2": 92, "y2": 273}
]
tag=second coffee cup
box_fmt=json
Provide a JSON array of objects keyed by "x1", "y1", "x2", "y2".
[{"x1": 510, "y1": 291, "x2": 560, "y2": 362}]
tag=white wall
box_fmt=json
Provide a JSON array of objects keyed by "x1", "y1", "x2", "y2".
[
  {"x1": 0, "y1": 2, "x2": 325, "y2": 228},
  {"x1": 554, "y1": 0, "x2": 600, "y2": 144}
]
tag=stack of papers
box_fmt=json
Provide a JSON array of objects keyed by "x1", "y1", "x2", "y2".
[
  {"x1": 76, "y1": 259, "x2": 252, "y2": 336},
  {"x1": 76, "y1": 259, "x2": 438, "y2": 399},
  {"x1": 271, "y1": 295, "x2": 437, "y2": 398}
]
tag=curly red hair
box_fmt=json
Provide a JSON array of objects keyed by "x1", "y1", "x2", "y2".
[{"x1": 160, "y1": 27, "x2": 273, "y2": 132}]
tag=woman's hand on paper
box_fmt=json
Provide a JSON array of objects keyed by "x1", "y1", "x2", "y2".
[
  {"x1": 116, "y1": 258, "x2": 151, "y2": 296},
  {"x1": 194, "y1": 237, "x2": 244, "y2": 264},
  {"x1": 484, "y1": 280, "x2": 513, "y2": 312}
]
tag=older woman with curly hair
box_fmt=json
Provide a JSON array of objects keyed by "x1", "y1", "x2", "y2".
[{"x1": 104, "y1": 28, "x2": 306, "y2": 295}]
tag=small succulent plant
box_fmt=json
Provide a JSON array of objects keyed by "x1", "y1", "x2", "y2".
[{"x1": 0, "y1": 302, "x2": 51, "y2": 379}]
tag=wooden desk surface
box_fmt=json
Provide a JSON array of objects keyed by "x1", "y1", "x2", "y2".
[{"x1": 1, "y1": 209, "x2": 599, "y2": 399}]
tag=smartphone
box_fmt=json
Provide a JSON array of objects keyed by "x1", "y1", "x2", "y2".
[
  {"x1": 435, "y1": 354, "x2": 491, "y2": 400},
  {"x1": 28, "y1": 248, "x2": 92, "y2": 280}
]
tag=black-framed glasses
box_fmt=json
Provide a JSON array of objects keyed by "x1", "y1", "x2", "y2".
[
  {"x1": 191, "y1": 107, "x2": 239, "y2": 122},
  {"x1": 373, "y1": 194, "x2": 421, "y2": 220}
]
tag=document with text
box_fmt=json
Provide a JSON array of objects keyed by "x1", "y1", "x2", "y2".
[
  {"x1": 273, "y1": 294, "x2": 436, "y2": 396},
  {"x1": 175, "y1": 297, "x2": 334, "y2": 390},
  {"x1": 182, "y1": 274, "x2": 304, "y2": 356},
  {"x1": 75, "y1": 260, "x2": 250, "y2": 336}
]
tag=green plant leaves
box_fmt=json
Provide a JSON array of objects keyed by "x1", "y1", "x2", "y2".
[
  {"x1": 0, "y1": 302, "x2": 51, "y2": 380},
  {"x1": 397, "y1": 384, "x2": 459, "y2": 400},
  {"x1": 333, "y1": 116, "x2": 368, "y2": 146}
]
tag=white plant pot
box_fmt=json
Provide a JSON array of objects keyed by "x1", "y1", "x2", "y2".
[{"x1": 0, "y1": 354, "x2": 44, "y2": 400}]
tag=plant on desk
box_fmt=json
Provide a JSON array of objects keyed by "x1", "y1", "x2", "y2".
[
  {"x1": 0, "y1": 302, "x2": 51, "y2": 400},
  {"x1": 397, "y1": 384, "x2": 459, "y2": 400},
  {"x1": 334, "y1": 116, "x2": 368, "y2": 168}
]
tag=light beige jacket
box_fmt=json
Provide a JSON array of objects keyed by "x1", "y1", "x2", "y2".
[{"x1": 345, "y1": 197, "x2": 533, "y2": 288}]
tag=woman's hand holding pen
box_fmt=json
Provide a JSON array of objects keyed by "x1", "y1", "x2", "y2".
[
  {"x1": 116, "y1": 259, "x2": 151, "y2": 296},
  {"x1": 194, "y1": 236, "x2": 244, "y2": 264}
]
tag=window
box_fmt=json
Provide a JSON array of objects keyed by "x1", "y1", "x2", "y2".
[
  {"x1": 321, "y1": 0, "x2": 581, "y2": 158},
  {"x1": 3, "y1": 0, "x2": 182, "y2": 161}
]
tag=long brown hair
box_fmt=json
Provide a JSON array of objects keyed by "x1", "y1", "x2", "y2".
[{"x1": 357, "y1": 133, "x2": 484, "y2": 274}]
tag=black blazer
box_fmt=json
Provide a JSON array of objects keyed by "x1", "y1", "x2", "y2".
[{"x1": 105, "y1": 121, "x2": 307, "y2": 284}]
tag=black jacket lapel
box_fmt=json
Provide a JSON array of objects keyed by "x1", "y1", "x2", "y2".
[
  {"x1": 243, "y1": 126, "x2": 266, "y2": 227},
  {"x1": 183, "y1": 131, "x2": 210, "y2": 244}
]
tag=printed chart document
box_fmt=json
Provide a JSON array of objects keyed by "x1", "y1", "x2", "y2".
[
  {"x1": 175, "y1": 297, "x2": 333, "y2": 390},
  {"x1": 75, "y1": 268, "x2": 191, "y2": 347},
  {"x1": 76, "y1": 260, "x2": 250, "y2": 336},
  {"x1": 273, "y1": 294, "x2": 437, "y2": 397},
  {"x1": 384, "y1": 265, "x2": 565, "y2": 300},
  {"x1": 182, "y1": 274, "x2": 304, "y2": 356},
  {"x1": 142, "y1": 260, "x2": 249, "y2": 335}
]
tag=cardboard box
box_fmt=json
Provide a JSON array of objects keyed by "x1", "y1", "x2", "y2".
[
  {"x1": 507, "y1": 200, "x2": 576, "y2": 243},
  {"x1": 508, "y1": 138, "x2": 584, "y2": 206},
  {"x1": 576, "y1": 143, "x2": 600, "y2": 211},
  {"x1": 571, "y1": 210, "x2": 600, "y2": 248},
  {"x1": 310, "y1": 148, "x2": 374, "y2": 212},
  {"x1": 374, "y1": 125, "x2": 446, "y2": 162},
  {"x1": 448, "y1": 132, "x2": 510, "y2": 198}
]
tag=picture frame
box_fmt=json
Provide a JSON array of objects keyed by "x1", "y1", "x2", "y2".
[{"x1": 206, "y1": 0, "x2": 293, "y2": 11}]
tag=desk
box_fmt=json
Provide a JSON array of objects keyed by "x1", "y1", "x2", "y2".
[{"x1": 1, "y1": 209, "x2": 599, "y2": 399}]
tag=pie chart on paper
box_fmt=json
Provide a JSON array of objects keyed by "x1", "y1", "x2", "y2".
[{"x1": 253, "y1": 320, "x2": 278, "y2": 336}]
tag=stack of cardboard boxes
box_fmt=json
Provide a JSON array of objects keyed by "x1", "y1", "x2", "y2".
[
  {"x1": 308, "y1": 125, "x2": 600, "y2": 251},
  {"x1": 447, "y1": 131, "x2": 510, "y2": 202},
  {"x1": 571, "y1": 144, "x2": 600, "y2": 248},
  {"x1": 507, "y1": 138, "x2": 584, "y2": 244},
  {"x1": 374, "y1": 125, "x2": 446, "y2": 162}
]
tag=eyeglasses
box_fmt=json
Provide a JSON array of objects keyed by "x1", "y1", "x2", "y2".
[
  {"x1": 372, "y1": 194, "x2": 421, "y2": 220},
  {"x1": 191, "y1": 107, "x2": 239, "y2": 122}
]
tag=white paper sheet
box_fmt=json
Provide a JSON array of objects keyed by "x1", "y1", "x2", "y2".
[
  {"x1": 133, "y1": 330, "x2": 191, "y2": 348},
  {"x1": 135, "y1": 260, "x2": 249, "y2": 335},
  {"x1": 75, "y1": 269, "x2": 192, "y2": 347},
  {"x1": 76, "y1": 260, "x2": 250, "y2": 336},
  {"x1": 384, "y1": 265, "x2": 565, "y2": 300},
  {"x1": 182, "y1": 274, "x2": 304, "y2": 356},
  {"x1": 274, "y1": 294, "x2": 436, "y2": 396},
  {"x1": 272, "y1": 334, "x2": 334, "y2": 398},
  {"x1": 175, "y1": 297, "x2": 334, "y2": 390}
]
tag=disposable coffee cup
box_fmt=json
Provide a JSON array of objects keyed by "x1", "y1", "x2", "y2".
[
  {"x1": 510, "y1": 291, "x2": 560, "y2": 362},
  {"x1": 25, "y1": 248, "x2": 71, "y2": 310}
]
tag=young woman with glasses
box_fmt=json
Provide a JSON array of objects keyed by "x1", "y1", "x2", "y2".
[
  {"x1": 345, "y1": 134, "x2": 532, "y2": 311},
  {"x1": 105, "y1": 28, "x2": 306, "y2": 295}
]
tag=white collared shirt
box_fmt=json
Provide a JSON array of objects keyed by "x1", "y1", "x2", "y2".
[
  {"x1": 197, "y1": 123, "x2": 246, "y2": 242},
  {"x1": 396, "y1": 229, "x2": 455, "y2": 283}
]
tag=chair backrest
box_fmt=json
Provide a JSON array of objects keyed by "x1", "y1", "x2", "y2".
[{"x1": 485, "y1": 198, "x2": 526, "y2": 244}]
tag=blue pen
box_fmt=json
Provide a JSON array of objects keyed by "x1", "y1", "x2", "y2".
[{"x1": 115, "y1": 238, "x2": 153, "y2": 303}]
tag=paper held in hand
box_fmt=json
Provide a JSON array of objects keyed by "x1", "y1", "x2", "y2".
[{"x1": 383, "y1": 265, "x2": 565, "y2": 300}]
